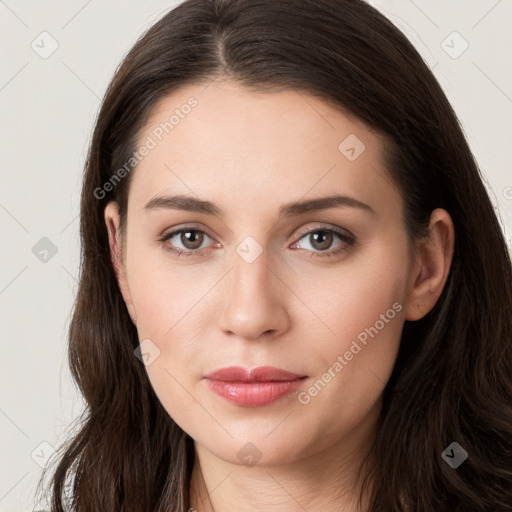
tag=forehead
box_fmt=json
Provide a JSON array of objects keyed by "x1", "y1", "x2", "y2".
[{"x1": 127, "y1": 80, "x2": 399, "y2": 221}]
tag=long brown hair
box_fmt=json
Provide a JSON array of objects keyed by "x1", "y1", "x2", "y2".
[{"x1": 36, "y1": 0, "x2": 512, "y2": 510}]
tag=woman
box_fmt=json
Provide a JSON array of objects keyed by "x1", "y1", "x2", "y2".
[{"x1": 37, "y1": 0, "x2": 512, "y2": 510}]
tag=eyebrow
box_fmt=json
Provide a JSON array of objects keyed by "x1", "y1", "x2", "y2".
[{"x1": 143, "y1": 193, "x2": 375, "y2": 218}]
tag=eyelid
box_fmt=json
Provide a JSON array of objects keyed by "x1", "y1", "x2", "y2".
[
  {"x1": 160, "y1": 223, "x2": 217, "y2": 241},
  {"x1": 292, "y1": 222, "x2": 354, "y2": 240}
]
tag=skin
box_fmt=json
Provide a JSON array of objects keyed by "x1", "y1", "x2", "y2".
[{"x1": 104, "y1": 80, "x2": 454, "y2": 511}]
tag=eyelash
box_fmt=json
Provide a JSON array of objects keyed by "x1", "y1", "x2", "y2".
[{"x1": 158, "y1": 224, "x2": 355, "y2": 260}]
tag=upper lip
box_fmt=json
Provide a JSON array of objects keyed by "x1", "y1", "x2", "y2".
[{"x1": 204, "y1": 366, "x2": 306, "y2": 382}]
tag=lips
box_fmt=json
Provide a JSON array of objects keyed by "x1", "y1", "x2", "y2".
[
  {"x1": 204, "y1": 365, "x2": 306, "y2": 382},
  {"x1": 203, "y1": 366, "x2": 307, "y2": 407}
]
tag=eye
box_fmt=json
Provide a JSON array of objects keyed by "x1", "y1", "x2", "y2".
[
  {"x1": 159, "y1": 227, "x2": 219, "y2": 257},
  {"x1": 158, "y1": 224, "x2": 355, "y2": 260},
  {"x1": 291, "y1": 226, "x2": 355, "y2": 259}
]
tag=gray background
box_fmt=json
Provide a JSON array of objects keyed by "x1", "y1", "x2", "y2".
[{"x1": 0, "y1": 0, "x2": 511, "y2": 510}]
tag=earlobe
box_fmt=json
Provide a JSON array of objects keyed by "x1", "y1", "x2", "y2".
[
  {"x1": 104, "y1": 201, "x2": 137, "y2": 325},
  {"x1": 404, "y1": 208, "x2": 455, "y2": 321}
]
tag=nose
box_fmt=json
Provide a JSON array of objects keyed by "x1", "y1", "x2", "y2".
[{"x1": 217, "y1": 248, "x2": 291, "y2": 341}]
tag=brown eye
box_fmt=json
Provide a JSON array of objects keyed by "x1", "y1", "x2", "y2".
[
  {"x1": 160, "y1": 227, "x2": 215, "y2": 256},
  {"x1": 292, "y1": 226, "x2": 355, "y2": 259},
  {"x1": 179, "y1": 230, "x2": 204, "y2": 250},
  {"x1": 295, "y1": 229, "x2": 344, "y2": 252},
  {"x1": 308, "y1": 230, "x2": 334, "y2": 251}
]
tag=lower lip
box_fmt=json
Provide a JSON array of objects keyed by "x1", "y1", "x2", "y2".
[{"x1": 205, "y1": 378, "x2": 306, "y2": 407}]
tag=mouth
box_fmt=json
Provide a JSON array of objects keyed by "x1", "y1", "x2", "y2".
[
  {"x1": 203, "y1": 366, "x2": 308, "y2": 407},
  {"x1": 204, "y1": 365, "x2": 306, "y2": 382}
]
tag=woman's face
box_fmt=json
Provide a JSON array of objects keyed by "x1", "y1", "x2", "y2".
[{"x1": 106, "y1": 80, "x2": 421, "y2": 467}]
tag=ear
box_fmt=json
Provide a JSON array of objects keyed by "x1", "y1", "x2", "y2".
[
  {"x1": 404, "y1": 208, "x2": 455, "y2": 321},
  {"x1": 104, "y1": 201, "x2": 137, "y2": 325}
]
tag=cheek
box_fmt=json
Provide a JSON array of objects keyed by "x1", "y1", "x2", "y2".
[
  {"x1": 127, "y1": 252, "x2": 209, "y2": 339},
  {"x1": 290, "y1": 240, "x2": 408, "y2": 416},
  {"x1": 127, "y1": 261, "x2": 210, "y2": 434},
  {"x1": 293, "y1": 269, "x2": 404, "y2": 403},
  {"x1": 126, "y1": 254, "x2": 216, "y2": 395},
  {"x1": 292, "y1": 241, "x2": 408, "y2": 437},
  {"x1": 292, "y1": 232, "x2": 409, "y2": 347}
]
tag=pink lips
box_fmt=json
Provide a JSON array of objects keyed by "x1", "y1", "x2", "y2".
[{"x1": 204, "y1": 366, "x2": 307, "y2": 407}]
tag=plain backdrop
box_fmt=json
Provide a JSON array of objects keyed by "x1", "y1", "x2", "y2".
[{"x1": 0, "y1": 1, "x2": 511, "y2": 510}]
